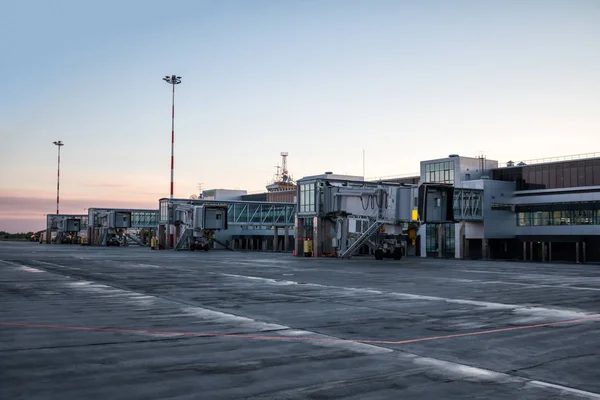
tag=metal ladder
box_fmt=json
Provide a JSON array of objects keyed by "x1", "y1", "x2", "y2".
[
  {"x1": 339, "y1": 220, "x2": 383, "y2": 258},
  {"x1": 174, "y1": 228, "x2": 192, "y2": 251}
]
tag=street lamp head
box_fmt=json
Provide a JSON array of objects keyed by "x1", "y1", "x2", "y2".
[
  {"x1": 53, "y1": 141, "x2": 64, "y2": 146},
  {"x1": 163, "y1": 74, "x2": 182, "y2": 85}
]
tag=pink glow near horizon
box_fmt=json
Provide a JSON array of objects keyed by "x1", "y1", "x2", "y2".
[{"x1": 0, "y1": 195, "x2": 160, "y2": 233}]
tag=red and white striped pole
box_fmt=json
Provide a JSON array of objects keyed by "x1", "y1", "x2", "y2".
[
  {"x1": 163, "y1": 75, "x2": 181, "y2": 199},
  {"x1": 170, "y1": 82, "x2": 175, "y2": 199},
  {"x1": 53, "y1": 141, "x2": 64, "y2": 214}
]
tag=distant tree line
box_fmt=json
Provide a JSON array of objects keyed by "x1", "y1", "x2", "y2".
[{"x1": 0, "y1": 231, "x2": 35, "y2": 240}]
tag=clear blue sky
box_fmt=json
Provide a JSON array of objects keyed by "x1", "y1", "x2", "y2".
[{"x1": 1, "y1": 0, "x2": 599, "y2": 232}]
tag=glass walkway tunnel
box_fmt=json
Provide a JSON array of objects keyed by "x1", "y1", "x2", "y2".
[{"x1": 158, "y1": 198, "x2": 296, "y2": 250}]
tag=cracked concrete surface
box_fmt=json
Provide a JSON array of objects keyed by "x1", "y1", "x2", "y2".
[{"x1": 1, "y1": 241, "x2": 600, "y2": 399}]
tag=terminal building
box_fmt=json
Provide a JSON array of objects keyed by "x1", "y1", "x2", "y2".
[
  {"x1": 294, "y1": 153, "x2": 600, "y2": 263},
  {"x1": 489, "y1": 155, "x2": 600, "y2": 262},
  {"x1": 40, "y1": 150, "x2": 599, "y2": 263},
  {"x1": 417, "y1": 153, "x2": 599, "y2": 262}
]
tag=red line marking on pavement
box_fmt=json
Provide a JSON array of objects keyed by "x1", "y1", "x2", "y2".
[{"x1": 1, "y1": 316, "x2": 599, "y2": 346}]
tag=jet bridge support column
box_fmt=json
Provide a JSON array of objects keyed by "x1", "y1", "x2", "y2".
[
  {"x1": 294, "y1": 216, "x2": 304, "y2": 256},
  {"x1": 312, "y1": 216, "x2": 319, "y2": 257},
  {"x1": 482, "y1": 239, "x2": 489, "y2": 260},
  {"x1": 284, "y1": 227, "x2": 289, "y2": 252},
  {"x1": 273, "y1": 227, "x2": 279, "y2": 252},
  {"x1": 541, "y1": 242, "x2": 546, "y2": 262},
  {"x1": 530, "y1": 242, "x2": 533, "y2": 261},
  {"x1": 437, "y1": 224, "x2": 443, "y2": 258}
]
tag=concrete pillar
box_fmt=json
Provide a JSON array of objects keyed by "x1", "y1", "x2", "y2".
[
  {"x1": 262, "y1": 238, "x2": 267, "y2": 252},
  {"x1": 523, "y1": 241, "x2": 527, "y2": 261},
  {"x1": 576, "y1": 242, "x2": 580, "y2": 263},
  {"x1": 437, "y1": 224, "x2": 443, "y2": 258},
  {"x1": 273, "y1": 227, "x2": 279, "y2": 252},
  {"x1": 295, "y1": 216, "x2": 304, "y2": 257},
  {"x1": 583, "y1": 242, "x2": 586, "y2": 263},
  {"x1": 457, "y1": 222, "x2": 465, "y2": 259},
  {"x1": 284, "y1": 227, "x2": 289, "y2": 252},
  {"x1": 548, "y1": 242, "x2": 552, "y2": 262},
  {"x1": 312, "y1": 216, "x2": 319, "y2": 257},
  {"x1": 166, "y1": 224, "x2": 171, "y2": 249},
  {"x1": 529, "y1": 242, "x2": 533, "y2": 261},
  {"x1": 541, "y1": 242, "x2": 546, "y2": 262},
  {"x1": 482, "y1": 239, "x2": 488, "y2": 260},
  {"x1": 165, "y1": 224, "x2": 168, "y2": 249}
]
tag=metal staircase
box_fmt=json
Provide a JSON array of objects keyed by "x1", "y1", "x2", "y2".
[
  {"x1": 212, "y1": 237, "x2": 235, "y2": 251},
  {"x1": 100, "y1": 229, "x2": 108, "y2": 246},
  {"x1": 125, "y1": 233, "x2": 147, "y2": 247},
  {"x1": 339, "y1": 220, "x2": 383, "y2": 258},
  {"x1": 174, "y1": 228, "x2": 192, "y2": 251}
]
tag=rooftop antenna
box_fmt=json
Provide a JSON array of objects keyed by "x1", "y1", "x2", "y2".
[
  {"x1": 281, "y1": 152, "x2": 288, "y2": 175},
  {"x1": 280, "y1": 152, "x2": 291, "y2": 183},
  {"x1": 476, "y1": 151, "x2": 486, "y2": 170},
  {"x1": 362, "y1": 149, "x2": 365, "y2": 179}
]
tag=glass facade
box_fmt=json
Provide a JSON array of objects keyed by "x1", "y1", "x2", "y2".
[
  {"x1": 160, "y1": 201, "x2": 170, "y2": 223},
  {"x1": 228, "y1": 203, "x2": 295, "y2": 225},
  {"x1": 516, "y1": 202, "x2": 600, "y2": 226},
  {"x1": 426, "y1": 223, "x2": 455, "y2": 254},
  {"x1": 299, "y1": 183, "x2": 316, "y2": 213},
  {"x1": 493, "y1": 158, "x2": 600, "y2": 190},
  {"x1": 159, "y1": 199, "x2": 296, "y2": 226},
  {"x1": 425, "y1": 161, "x2": 455, "y2": 184},
  {"x1": 131, "y1": 211, "x2": 160, "y2": 228}
]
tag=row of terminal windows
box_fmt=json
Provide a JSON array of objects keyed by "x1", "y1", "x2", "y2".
[
  {"x1": 516, "y1": 202, "x2": 600, "y2": 226},
  {"x1": 425, "y1": 161, "x2": 455, "y2": 184},
  {"x1": 493, "y1": 159, "x2": 600, "y2": 190}
]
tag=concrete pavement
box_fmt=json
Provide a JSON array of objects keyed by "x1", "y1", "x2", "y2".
[{"x1": 1, "y1": 241, "x2": 599, "y2": 399}]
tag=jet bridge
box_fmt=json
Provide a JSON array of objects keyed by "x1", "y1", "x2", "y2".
[
  {"x1": 295, "y1": 175, "x2": 421, "y2": 259},
  {"x1": 45, "y1": 214, "x2": 88, "y2": 244},
  {"x1": 87, "y1": 208, "x2": 159, "y2": 246},
  {"x1": 172, "y1": 203, "x2": 228, "y2": 251}
]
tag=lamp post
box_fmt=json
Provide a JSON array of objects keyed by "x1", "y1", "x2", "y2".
[
  {"x1": 162, "y1": 75, "x2": 182, "y2": 199},
  {"x1": 53, "y1": 141, "x2": 64, "y2": 214}
]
